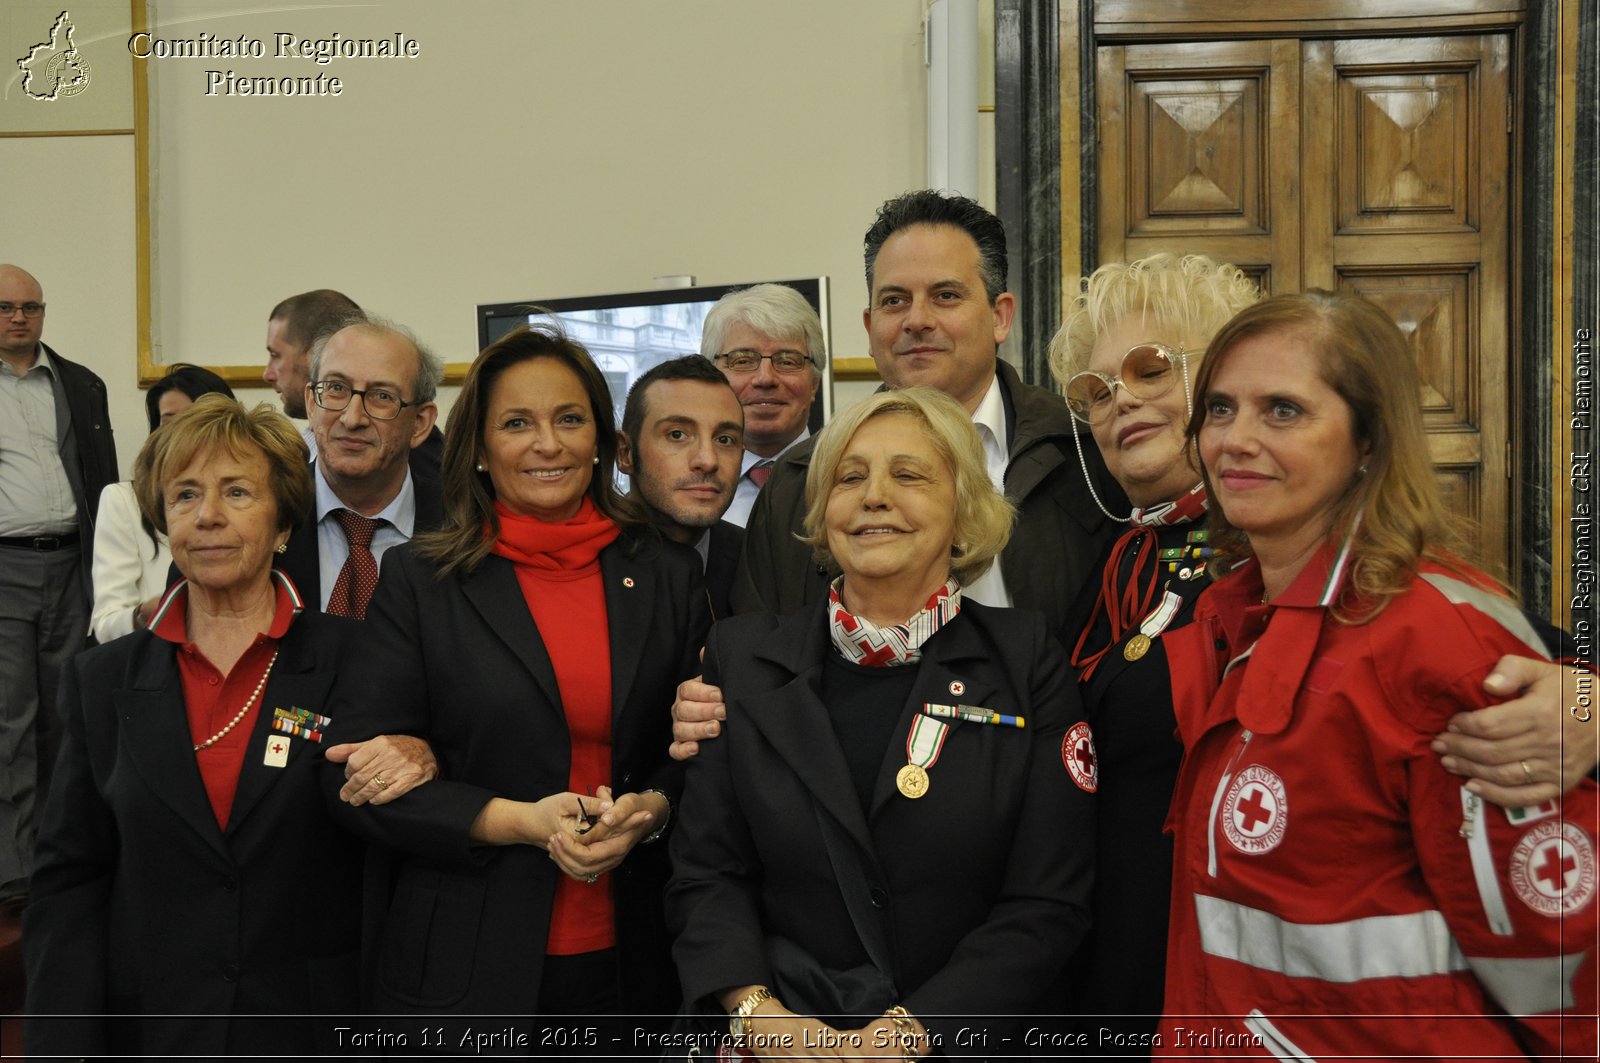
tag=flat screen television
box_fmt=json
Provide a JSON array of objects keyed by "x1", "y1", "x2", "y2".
[{"x1": 476, "y1": 277, "x2": 832, "y2": 434}]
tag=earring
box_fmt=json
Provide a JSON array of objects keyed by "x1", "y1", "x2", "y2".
[
  {"x1": 1358, "y1": 463, "x2": 1369, "y2": 476},
  {"x1": 275, "y1": 542, "x2": 288, "y2": 555},
  {"x1": 592, "y1": 456, "x2": 599, "y2": 465},
  {"x1": 475, "y1": 463, "x2": 486, "y2": 472}
]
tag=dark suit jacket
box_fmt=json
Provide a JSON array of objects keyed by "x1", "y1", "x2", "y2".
[
  {"x1": 23, "y1": 610, "x2": 364, "y2": 1059},
  {"x1": 703, "y1": 519, "x2": 743, "y2": 622},
  {"x1": 410, "y1": 424, "x2": 444, "y2": 482},
  {"x1": 274, "y1": 463, "x2": 445, "y2": 607},
  {"x1": 43, "y1": 342, "x2": 118, "y2": 569},
  {"x1": 322, "y1": 531, "x2": 710, "y2": 1013},
  {"x1": 665, "y1": 601, "x2": 1094, "y2": 1050},
  {"x1": 729, "y1": 361, "x2": 1127, "y2": 643}
]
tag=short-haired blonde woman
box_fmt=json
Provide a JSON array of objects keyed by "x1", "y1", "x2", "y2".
[
  {"x1": 1161, "y1": 291, "x2": 1597, "y2": 1058},
  {"x1": 25, "y1": 395, "x2": 365, "y2": 1058},
  {"x1": 667, "y1": 387, "x2": 1095, "y2": 1058}
]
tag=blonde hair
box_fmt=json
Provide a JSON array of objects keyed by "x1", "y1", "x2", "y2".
[
  {"x1": 135, "y1": 394, "x2": 312, "y2": 536},
  {"x1": 1048, "y1": 253, "x2": 1260, "y2": 386},
  {"x1": 1190, "y1": 290, "x2": 1484, "y2": 621},
  {"x1": 800, "y1": 387, "x2": 1015, "y2": 586}
]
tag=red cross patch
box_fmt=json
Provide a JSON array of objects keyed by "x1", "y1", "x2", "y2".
[
  {"x1": 1511, "y1": 821, "x2": 1597, "y2": 916},
  {"x1": 1221, "y1": 764, "x2": 1289, "y2": 855},
  {"x1": 1062, "y1": 722, "x2": 1098, "y2": 793}
]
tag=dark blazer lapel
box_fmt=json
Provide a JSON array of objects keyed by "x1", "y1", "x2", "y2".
[
  {"x1": 739, "y1": 607, "x2": 875, "y2": 853},
  {"x1": 459, "y1": 554, "x2": 563, "y2": 711},
  {"x1": 274, "y1": 508, "x2": 321, "y2": 608},
  {"x1": 867, "y1": 612, "x2": 998, "y2": 821},
  {"x1": 116, "y1": 637, "x2": 229, "y2": 858},
  {"x1": 600, "y1": 545, "x2": 648, "y2": 725},
  {"x1": 225, "y1": 625, "x2": 333, "y2": 836}
]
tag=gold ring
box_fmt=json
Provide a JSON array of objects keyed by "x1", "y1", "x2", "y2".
[
  {"x1": 374, "y1": 775, "x2": 389, "y2": 790},
  {"x1": 1520, "y1": 760, "x2": 1534, "y2": 785}
]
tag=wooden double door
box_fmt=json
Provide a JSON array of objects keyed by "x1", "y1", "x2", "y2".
[{"x1": 1097, "y1": 33, "x2": 1513, "y2": 571}]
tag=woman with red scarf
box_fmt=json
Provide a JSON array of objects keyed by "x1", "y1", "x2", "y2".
[{"x1": 324, "y1": 324, "x2": 708, "y2": 1016}]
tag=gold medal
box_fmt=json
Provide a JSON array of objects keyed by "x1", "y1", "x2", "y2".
[
  {"x1": 1124, "y1": 633, "x2": 1152, "y2": 661},
  {"x1": 896, "y1": 763, "x2": 930, "y2": 799}
]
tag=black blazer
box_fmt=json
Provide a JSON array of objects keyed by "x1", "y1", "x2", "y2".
[
  {"x1": 44, "y1": 342, "x2": 118, "y2": 563},
  {"x1": 322, "y1": 531, "x2": 710, "y2": 1013},
  {"x1": 274, "y1": 463, "x2": 445, "y2": 607},
  {"x1": 24, "y1": 610, "x2": 364, "y2": 1059},
  {"x1": 666, "y1": 601, "x2": 1095, "y2": 1051},
  {"x1": 703, "y1": 519, "x2": 743, "y2": 622}
]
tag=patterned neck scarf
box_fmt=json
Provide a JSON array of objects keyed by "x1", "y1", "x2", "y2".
[
  {"x1": 1071, "y1": 482, "x2": 1209, "y2": 681},
  {"x1": 828, "y1": 577, "x2": 963, "y2": 667}
]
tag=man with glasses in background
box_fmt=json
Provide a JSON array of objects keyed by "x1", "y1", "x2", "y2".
[
  {"x1": 281, "y1": 317, "x2": 444, "y2": 618},
  {"x1": 700, "y1": 284, "x2": 826, "y2": 527},
  {"x1": 0, "y1": 264, "x2": 117, "y2": 912}
]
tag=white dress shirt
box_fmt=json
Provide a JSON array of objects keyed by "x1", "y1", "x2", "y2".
[
  {"x1": 723, "y1": 429, "x2": 811, "y2": 528},
  {"x1": 312, "y1": 462, "x2": 417, "y2": 611},
  {"x1": 961, "y1": 372, "x2": 1013, "y2": 609}
]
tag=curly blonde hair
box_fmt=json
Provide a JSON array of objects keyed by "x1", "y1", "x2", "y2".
[{"x1": 1048, "y1": 253, "x2": 1260, "y2": 387}]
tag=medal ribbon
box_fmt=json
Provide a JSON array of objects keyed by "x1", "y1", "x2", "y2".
[
  {"x1": 905, "y1": 714, "x2": 950, "y2": 769},
  {"x1": 1138, "y1": 589, "x2": 1185, "y2": 640},
  {"x1": 1072, "y1": 484, "x2": 1209, "y2": 681}
]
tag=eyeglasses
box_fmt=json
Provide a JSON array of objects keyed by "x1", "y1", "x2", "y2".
[
  {"x1": 0, "y1": 302, "x2": 45, "y2": 318},
  {"x1": 310, "y1": 380, "x2": 416, "y2": 420},
  {"x1": 714, "y1": 350, "x2": 814, "y2": 375},
  {"x1": 1064, "y1": 343, "x2": 1191, "y2": 425}
]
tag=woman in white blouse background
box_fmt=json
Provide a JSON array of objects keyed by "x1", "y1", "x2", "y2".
[{"x1": 90, "y1": 364, "x2": 233, "y2": 643}]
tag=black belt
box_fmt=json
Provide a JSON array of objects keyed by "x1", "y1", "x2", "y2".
[{"x1": 0, "y1": 531, "x2": 80, "y2": 551}]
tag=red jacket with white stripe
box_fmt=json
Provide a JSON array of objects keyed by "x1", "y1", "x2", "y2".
[{"x1": 1160, "y1": 540, "x2": 1597, "y2": 1062}]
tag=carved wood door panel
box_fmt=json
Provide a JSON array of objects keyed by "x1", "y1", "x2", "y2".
[{"x1": 1097, "y1": 34, "x2": 1512, "y2": 571}]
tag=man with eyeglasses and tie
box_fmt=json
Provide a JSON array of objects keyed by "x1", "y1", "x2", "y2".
[
  {"x1": 281, "y1": 317, "x2": 444, "y2": 619},
  {"x1": 264, "y1": 289, "x2": 444, "y2": 480},
  {"x1": 701, "y1": 284, "x2": 826, "y2": 528},
  {"x1": 0, "y1": 264, "x2": 117, "y2": 913}
]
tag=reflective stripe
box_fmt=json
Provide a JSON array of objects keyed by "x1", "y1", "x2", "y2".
[
  {"x1": 1243, "y1": 1011, "x2": 1316, "y2": 1063},
  {"x1": 1420, "y1": 573, "x2": 1549, "y2": 659},
  {"x1": 1460, "y1": 787, "x2": 1513, "y2": 935},
  {"x1": 1196, "y1": 894, "x2": 1469, "y2": 982},
  {"x1": 1467, "y1": 952, "x2": 1587, "y2": 1013}
]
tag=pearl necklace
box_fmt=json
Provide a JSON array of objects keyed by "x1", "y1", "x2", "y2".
[{"x1": 192, "y1": 649, "x2": 279, "y2": 752}]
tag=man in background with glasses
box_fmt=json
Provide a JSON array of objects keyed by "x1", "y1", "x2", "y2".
[
  {"x1": 701, "y1": 284, "x2": 826, "y2": 527},
  {"x1": 282, "y1": 317, "x2": 444, "y2": 619},
  {"x1": 0, "y1": 264, "x2": 117, "y2": 912}
]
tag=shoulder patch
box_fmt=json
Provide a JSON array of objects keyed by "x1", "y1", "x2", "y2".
[
  {"x1": 1063, "y1": 722, "x2": 1098, "y2": 793},
  {"x1": 1510, "y1": 821, "x2": 1597, "y2": 916}
]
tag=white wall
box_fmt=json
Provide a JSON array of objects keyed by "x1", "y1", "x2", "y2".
[{"x1": 9, "y1": 0, "x2": 952, "y2": 476}]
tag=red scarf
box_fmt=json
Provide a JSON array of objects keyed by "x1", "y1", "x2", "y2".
[
  {"x1": 1071, "y1": 483, "x2": 1209, "y2": 681},
  {"x1": 488, "y1": 497, "x2": 620, "y2": 571}
]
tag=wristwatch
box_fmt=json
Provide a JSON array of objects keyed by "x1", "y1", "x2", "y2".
[{"x1": 728, "y1": 986, "x2": 773, "y2": 1038}]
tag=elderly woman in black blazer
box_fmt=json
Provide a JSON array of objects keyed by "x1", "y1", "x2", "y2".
[
  {"x1": 324, "y1": 324, "x2": 708, "y2": 1016},
  {"x1": 25, "y1": 397, "x2": 363, "y2": 1057},
  {"x1": 667, "y1": 387, "x2": 1094, "y2": 1058}
]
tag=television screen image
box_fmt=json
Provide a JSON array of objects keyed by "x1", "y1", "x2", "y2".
[{"x1": 477, "y1": 278, "x2": 832, "y2": 435}]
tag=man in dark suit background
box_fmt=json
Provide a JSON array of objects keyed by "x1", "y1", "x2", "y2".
[
  {"x1": 279, "y1": 317, "x2": 444, "y2": 617},
  {"x1": 618, "y1": 356, "x2": 745, "y2": 619},
  {"x1": 730, "y1": 190, "x2": 1123, "y2": 640},
  {"x1": 263, "y1": 288, "x2": 442, "y2": 480},
  {"x1": 0, "y1": 264, "x2": 117, "y2": 906}
]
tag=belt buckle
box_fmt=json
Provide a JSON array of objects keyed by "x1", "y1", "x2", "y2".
[{"x1": 31, "y1": 535, "x2": 62, "y2": 551}]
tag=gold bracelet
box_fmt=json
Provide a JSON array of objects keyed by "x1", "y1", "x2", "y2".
[
  {"x1": 728, "y1": 986, "x2": 773, "y2": 1039},
  {"x1": 884, "y1": 1005, "x2": 917, "y2": 1061}
]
